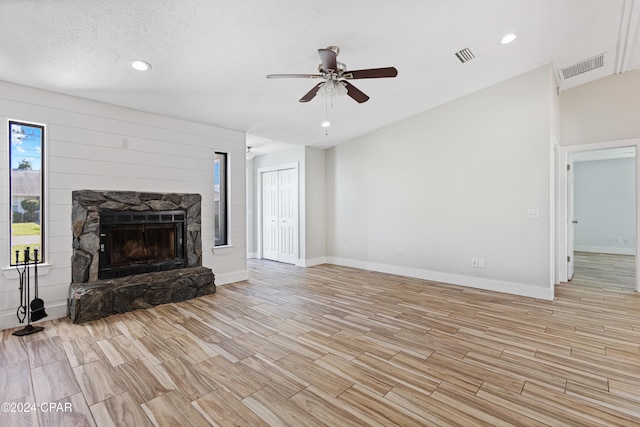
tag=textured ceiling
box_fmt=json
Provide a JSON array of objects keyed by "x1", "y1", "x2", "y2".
[{"x1": 1, "y1": 1, "x2": 639, "y2": 155}]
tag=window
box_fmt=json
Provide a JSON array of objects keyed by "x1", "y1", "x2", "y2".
[
  {"x1": 9, "y1": 120, "x2": 45, "y2": 264},
  {"x1": 214, "y1": 152, "x2": 228, "y2": 246}
]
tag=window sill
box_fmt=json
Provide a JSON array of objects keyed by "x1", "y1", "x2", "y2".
[
  {"x1": 2, "y1": 263, "x2": 52, "y2": 280},
  {"x1": 211, "y1": 245, "x2": 234, "y2": 255}
]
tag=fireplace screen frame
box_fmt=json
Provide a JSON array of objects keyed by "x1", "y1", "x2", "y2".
[{"x1": 98, "y1": 210, "x2": 187, "y2": 279}]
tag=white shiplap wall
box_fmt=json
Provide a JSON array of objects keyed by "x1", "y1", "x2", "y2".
[{"x1": 0, "y1": 81, "x2": 247, "y2": 330}]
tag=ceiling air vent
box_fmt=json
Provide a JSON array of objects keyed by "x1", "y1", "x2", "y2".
[
  {"x1": 455, "y1": 47, "x2": 476, "y2": 64},
  {"x1": 558, "y1": 54, "x2": 605, "y2": 80}
]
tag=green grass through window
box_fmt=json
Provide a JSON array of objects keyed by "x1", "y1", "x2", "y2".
[
  {"x1": 11, "y1": 222, "x2": 42, "y2": 263},
  {"x1": 11, "y1": 222, "x2": 41, "y2": 236}
]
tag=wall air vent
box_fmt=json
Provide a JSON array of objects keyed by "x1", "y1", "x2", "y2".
[
  {"x1": 454, "y1": 47, "x2": 476, "y2": 64},
  {"x1": 558, "y1": 54, "x2": 605, "y2": 80}
]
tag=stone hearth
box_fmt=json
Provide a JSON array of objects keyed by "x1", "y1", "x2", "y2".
[
  {"x1": 68, "y1": 190, "x2": 215, "y2": 323},
  {"x1": 68, "y1": 266, "x2": 215, "y2": 323}
]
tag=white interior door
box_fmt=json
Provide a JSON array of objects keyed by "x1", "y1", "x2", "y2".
[
  {"x1": 567, "y1": 157, "x2": 576, "y2": 280},
  {"x1": 261, "y1": 167, "x2": 298, "y2": 264},
  {"x1": 262, "y1": 170, "x2": 279, "y2": 261},
  {"x1": 277, "y1": 168, "x2": 298, "y2": 264}
]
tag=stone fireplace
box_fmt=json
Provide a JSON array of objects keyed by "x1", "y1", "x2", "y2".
[{"x1": 68, "y1": 190, "x2": 215, "y2": 323}]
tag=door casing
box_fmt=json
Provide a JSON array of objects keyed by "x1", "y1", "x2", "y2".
[
  {"x1": 256, "y1": 162, "x2": 299, "y2": 264},
  {"x1": 558, "y1": 138, "x2": 639, "y2": 291}
]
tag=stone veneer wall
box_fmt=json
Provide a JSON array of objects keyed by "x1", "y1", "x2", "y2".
[{"x1": 71, "y1": 190, "x2": 202, "y2": 283}]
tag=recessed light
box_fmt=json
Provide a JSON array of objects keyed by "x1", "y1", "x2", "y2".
[
  {"x1": 131, "y1": 59, "x2": 151, "y2": 71},
  {"x1": 501, "y1": 34, "x2": 517, "y2": 44}
]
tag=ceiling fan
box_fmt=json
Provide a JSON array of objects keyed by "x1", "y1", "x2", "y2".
[{"x1": 266, "y1": 46, "x2": 398, "y2": 103}]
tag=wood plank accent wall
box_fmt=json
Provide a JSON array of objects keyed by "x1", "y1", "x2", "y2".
[{"x1": 0, "y1": 81, "x2": 247, "y2": 330}]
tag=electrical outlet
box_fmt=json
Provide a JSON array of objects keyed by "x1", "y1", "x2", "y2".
[
  {"x1": 343, "y1": 244, "x2": 348, "y2": 252},
  {"x1": 396, "y1": 250, "x2": 404, "y2": 258},
  {"x1": 121, "y1": 137, "x2": 130, "y2": 148},
  {"x1": 471, "y1": 258, "x2": 479, "y2": 268}
]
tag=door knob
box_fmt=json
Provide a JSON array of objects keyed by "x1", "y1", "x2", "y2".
[{"x1": 572, "y1": 220, "x2": 578, "y2": 224}]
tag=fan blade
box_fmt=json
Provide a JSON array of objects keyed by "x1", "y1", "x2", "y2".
[
  {"x1": 299, "y1": 82, "x2": 324, "y2": 102},
  {"x1": 345, "y1": 67, "x2": 398, "y2": 79},
  {"x1": 318, "y1": 48, "x2": 338, "y2": 71},
  {"x1": 267, "y1": 73, "x2": 323, "y2": 79},
  {"x1": 344, "y1": 81, "x2": 369, "y2": 103}
]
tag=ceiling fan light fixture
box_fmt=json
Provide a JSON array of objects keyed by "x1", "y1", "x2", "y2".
[
  {"x1": 266, "y1": 46, "x2": 397, "y2": 104},
  {"x1": 246, "y1": 146, "x2": 255, "y2": 160},
  {"x1": 320, "y1": 80, "x2": 347, "y2": 98},
  {"x1": 321, "y1": 120, "x2": 331, "y2": 128}
]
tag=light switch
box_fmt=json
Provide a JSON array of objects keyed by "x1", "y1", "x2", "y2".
[{"x1": 527, "y1": 208, "x2": 540, "y2": 219}]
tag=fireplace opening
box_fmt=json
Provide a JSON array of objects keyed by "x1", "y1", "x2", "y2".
[{"x1": 99, "y1": 210, "x2": 186, "y2": 279}]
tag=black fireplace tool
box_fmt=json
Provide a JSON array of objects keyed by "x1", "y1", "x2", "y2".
[
  {"x1": 30, "y1": 249, "x2": 47, "y2": 322},
  {"x1": 15, "y1": 250, "x2": 26, "y2": 323},
  {"x1": 13, "y1": 247, "x2": 45, "y2": 336}
]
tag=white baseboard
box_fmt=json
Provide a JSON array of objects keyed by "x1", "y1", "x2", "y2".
[
  {"x1": 247, "y1": 252, "x2": 258, "y2": 259},
  {"x1": 296, "y1": 257, "x2": 327, "y2": 268},
  {"x1": 0, "y1": 301, "x2": 68, "y2": 332},
  {"x1": 574, "y1": 246, "x2": 636, "y2": 256},
  {"x1": 214, "y1": 270, "x2": 249, "y2": 286},
  {"x1": 326, "y1": 257, "x2": 554, "y2": 301},
  {"x1": 248, "y1": 257, "x2": 327, "y2": 268}
]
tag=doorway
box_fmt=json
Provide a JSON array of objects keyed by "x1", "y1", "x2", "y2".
[
  {"x1": 258, "y1": 164, "x2": 299, "y2": 264},
  {"x1": 560, "y1": 142, "x2": 638, "y2": 291},
  {"x1": 571, "y1": 252, "x2": 635, "y2": 290}
]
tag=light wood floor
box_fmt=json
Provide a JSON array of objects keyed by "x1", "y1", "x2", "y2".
[
  {"x1": 2, "y1": 259, "x2": 640, "y2": 426},
  {"x1": 572, "y1": 251, "x2": 635, "y2": 291}
]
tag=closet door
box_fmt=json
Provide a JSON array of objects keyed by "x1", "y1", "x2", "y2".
[
  {"x1": 261, "y1": 167, "x2": 298, "y2": 263},
  {"x1": 277, "y1": 168, "x2": 298, "y2": 264},
  {"x1": 262, "y1": 170, "x2": 279, "y2": 261}
]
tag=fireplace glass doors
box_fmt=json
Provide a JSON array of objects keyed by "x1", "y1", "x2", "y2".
[{"x1": 99, "y1": 210, "x2": 186, "y2": 279}]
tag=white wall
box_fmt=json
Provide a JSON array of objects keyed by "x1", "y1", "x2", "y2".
[
  {"x1": 574, "y1": 158, "x2": 636, "y2": 254},
  {"x1": 0, "y1": 80, "x2": 247, "y2": 330},
  {"x1": 304, "y1": 147, "x2": 326, "y2": 264},
  {"x1": 246, "y1": 157, "x2": 257, "y2": 257},
  {"x1": 326, "y1": 66, "x2": 556, "y2": 299},
  {"x1": 560, "y1": 70, "x2": 640, "y2": 146}
]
